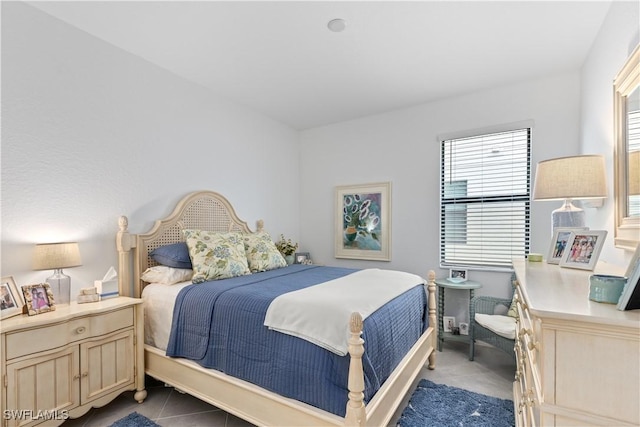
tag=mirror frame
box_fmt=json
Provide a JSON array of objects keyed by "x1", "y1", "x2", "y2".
[{"x1": 614, "y1": 45, "x2": 640, "y2": 250}]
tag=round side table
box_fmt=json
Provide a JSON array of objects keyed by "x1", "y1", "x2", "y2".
[{"x1": 434, "y1": 278, "x2": 482, "y2": 351}]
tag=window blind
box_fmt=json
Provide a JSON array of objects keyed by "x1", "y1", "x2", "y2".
[
  {"x1": 629, "y1": 109, "x2": 640, "y2": 217},
  {"x1": 440, "y1": 128, "x2": 531, "y2": 268}
]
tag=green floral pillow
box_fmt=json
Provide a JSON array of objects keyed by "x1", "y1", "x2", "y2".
[
  {"x1": 507, "y1": 277, "x2": 519, "y2": 318},
  {"x1": 183, "y1": 230, "x2": 250, "y2": 283},
  {"x1": 244, "y1": 232, "x2": 287, "y2": 272}
]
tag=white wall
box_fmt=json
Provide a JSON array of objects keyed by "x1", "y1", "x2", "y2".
[
  {"x1": 580, "y1": 0, "x2": 640, "y2": 264},
  {"x1": 300, "y1": 73, "x2": 582, "y2": 320},
  {"x1": 1, "y1": 2, "x2": 300, "y2": 296}
]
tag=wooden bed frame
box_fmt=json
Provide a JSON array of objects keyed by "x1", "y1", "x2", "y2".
[{"x1": 116, "y1": 190, "x2": 437, "y2": 427}]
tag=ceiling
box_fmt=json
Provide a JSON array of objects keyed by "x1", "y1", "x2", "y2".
[{"x1": 28, "y1": 1, "x2": 613, "y2": 130}]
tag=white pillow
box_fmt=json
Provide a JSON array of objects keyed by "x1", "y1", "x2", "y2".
[
  {"x1": 141, "y1": 266, "x2": 193, "y2": 285},
  {"x1": 474, "y1": 313, "x2": 517, "y2": 340}
]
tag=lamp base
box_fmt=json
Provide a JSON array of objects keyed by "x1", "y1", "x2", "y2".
[
  {"x1": 46, "y1": 269, "x2": 71, "y2": 305},
  {"x1": 552, "y1": 199, "x2": 585, "y2": 232}
]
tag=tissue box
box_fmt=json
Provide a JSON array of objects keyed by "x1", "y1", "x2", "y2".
[{"x1": 95, "y1": 279, "x2": 119, "y2": 299}]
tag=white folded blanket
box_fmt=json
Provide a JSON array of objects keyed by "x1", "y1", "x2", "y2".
[{"x1": 264, "y1": 268, "x2": 424, "y2": 356}]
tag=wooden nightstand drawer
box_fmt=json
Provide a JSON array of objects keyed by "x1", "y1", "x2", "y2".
[
  {"x1": 1, "y1": 297, "x2": 145, "y2": 426},
  {"x1": 5, "y1": 307, "x2": 134, "y2": 360}
]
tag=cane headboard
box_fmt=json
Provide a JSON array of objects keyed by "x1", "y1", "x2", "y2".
[{"x1": 117, "y1": 190, "x2": 263, "y2": 298}]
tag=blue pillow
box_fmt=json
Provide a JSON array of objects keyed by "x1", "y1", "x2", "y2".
[{"x1": 150, "y1": 242, "x2": 192, "y2": 269}]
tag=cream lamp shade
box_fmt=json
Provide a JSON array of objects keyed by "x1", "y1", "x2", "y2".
[
  {"x1": 33, "y1": 242, "x2": 81, "y2": 305},
  {"x1": 33, "y1": 242, "x2": 82, "y2": 270},
  {"x1": 533, "y1": 155, "x2": 607, "y2": 231}
]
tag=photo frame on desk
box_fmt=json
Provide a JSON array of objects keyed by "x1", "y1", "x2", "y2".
[
  {"x1": 618, "y1": 245, "x2": 640, "y2": 311},
  {"x1": 1, "y1": 276, "x2": 24, "y2": 320},
  {"x1": 559, "y1": 230, "x2": 607, "y2": 271},
  {"x1": 547, "y1": 227, "x2": 589, "y2": 264},
  {"x1": 22, "y1": 283, "x2": 56, "y2": 316}
]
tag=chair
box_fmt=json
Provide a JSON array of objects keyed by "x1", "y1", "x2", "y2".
[{"x1": 469, "y1": 274, "x2": 517, "y2": 361}]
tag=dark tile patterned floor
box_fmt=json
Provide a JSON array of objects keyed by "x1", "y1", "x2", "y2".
[{"x1": 62, "y1": 341, "x2": 514, "y2": 426}]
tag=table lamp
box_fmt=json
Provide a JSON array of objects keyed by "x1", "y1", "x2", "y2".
[
  {"x1": 533, "y1": 155, "x2": 607, "y2": 232},
  {"x1": 33, "y1": 242, "x2": 82, "y2": 305}
]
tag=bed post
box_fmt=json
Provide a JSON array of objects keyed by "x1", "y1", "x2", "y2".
[
  {"x1": 345, "y1": 312, "x2": 366, "y2": 427},
  {"x1": 427, "y1": 270, "x2": 437, "y2": 370},
  {"x1": 116, "y1": 215, "x2": 134, "y2": 297}
]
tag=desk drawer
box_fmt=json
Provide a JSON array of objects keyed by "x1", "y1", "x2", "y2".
[{"x1": 5, "y1": 307, "x2": 134, "y2": 360}]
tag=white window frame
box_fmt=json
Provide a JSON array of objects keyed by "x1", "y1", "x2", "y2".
[{"x1": 439, "y1": 122, "x2": 532, "y2": 270}]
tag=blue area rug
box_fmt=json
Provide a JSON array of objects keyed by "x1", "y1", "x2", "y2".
[
  {"x1": 109, "y1": 412, "x2": 160, "y2": 427},
  {"x1": 398, "y1": 380, "x2": 514, "y2": 427}
]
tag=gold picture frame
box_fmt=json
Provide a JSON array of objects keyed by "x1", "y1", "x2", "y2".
[
  {"x1": 1, "y1": 276, "x2": 25, "y2": 320},
  {"x1": 22, "y1": 283, "x2": 56, "y2": 316}
]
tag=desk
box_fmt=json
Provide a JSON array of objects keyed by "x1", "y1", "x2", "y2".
[{"x1": 434, "y1": 278, "x2": 482, "y2": 351}]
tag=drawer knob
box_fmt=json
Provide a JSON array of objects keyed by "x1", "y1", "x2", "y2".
[{"x1": 76, "y1": 326, "x2": 87, "y2": 334}]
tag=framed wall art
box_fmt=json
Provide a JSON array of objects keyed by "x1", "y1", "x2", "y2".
[
  {"x1": 335, "y1": 182, "x2": 391, "y2": 261},
  {"x1": 547, "y1": 227, "x2": 589, "y2": 264},
  {"x1": 559, "y1": 230, "x2": 607, "y2": 271},
  {"x1": 22, "y1": 283, "x2": 56, "y2": 316},
  {"x1": 1, "y1": 276, "x2": 24, "y2": 320}
]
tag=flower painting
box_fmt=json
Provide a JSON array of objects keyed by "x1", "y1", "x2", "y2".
[{"x1": 335, "y1": 182, "x2": 391, "y2": 261}]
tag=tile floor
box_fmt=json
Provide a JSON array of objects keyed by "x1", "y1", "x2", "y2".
[{"x1": 62, "y1": 341, "x2": 515, "y2": 427}]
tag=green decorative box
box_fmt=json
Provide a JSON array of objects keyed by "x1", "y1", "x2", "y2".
[{"x1": 589, "y1": 274, "x2": 627, "y2": 304}]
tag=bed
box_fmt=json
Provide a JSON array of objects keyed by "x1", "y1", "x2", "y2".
[{"x1": 116, "y1": 190, "x2": 437, "y2": 427}]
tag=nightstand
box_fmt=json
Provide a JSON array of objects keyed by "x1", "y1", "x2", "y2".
[
  {"x1": 0, "y1": 297, "x2": 146, "y2": 427},
  {"x1": 434, "y1": 278, "x2": 482, "y2": 351}
]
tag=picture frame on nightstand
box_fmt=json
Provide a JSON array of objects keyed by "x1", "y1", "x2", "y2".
[
  {"x1": 448, "y1": 268, "x2": 467, "y2": 283},
  {"x1": 443, "y1": 316, "x2": 456, "y2": 333},
  {"x1": 22, "y1": 283, "x2": 56, "y2": 315},
  {"x1": 1, "y1": 276, "x2": 24, "y2": 319},
  {"x1": 295, "y1": 252, "x2": 311, "y2": 264}
]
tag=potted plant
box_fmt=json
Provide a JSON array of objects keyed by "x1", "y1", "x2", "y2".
[{"x1": 275, "y1": 234, "x2": 298, "y2": 265}]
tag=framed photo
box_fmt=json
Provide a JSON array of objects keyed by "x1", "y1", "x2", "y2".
[
  {"x1": 624, "y1": 242, "x2": 640, "y2": 278},
  {"x1": 294, "y1": 252, "x2": 311, "y2": 264},
  {"x1": 618, "y1": 252, "x2": 640, "y2": 310},
  {"x1": 335, "y1": 182, "x2": 391, "y2": 261},
  {"x1": 1, "y1": 276, "x2": 24, "y2": 320},
  {"x1": 443, "y1": 316, "x2": 456, "y2": 333},
  {"x1": 22, "y1": 283, "x2": 56, "y2": 316},
  {"x1": 459, "y1": 322, "x2": 469, "y2": 336},
  {"x1": 547, "y1": 227, "x2": 589, "y2": 264},
  {"x1": 559, "y1": 230, "x2": 607, "y2": 271},
  {"x1": 448, "y1": 268, "x2": 467, "y2": 283}
]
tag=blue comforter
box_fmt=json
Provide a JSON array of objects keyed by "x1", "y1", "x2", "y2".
[{"x1": 166, "y1": 264, "x2": 427, "y2": 417}]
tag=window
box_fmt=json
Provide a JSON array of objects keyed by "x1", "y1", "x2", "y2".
[
  {"x1": 440, "y1": 128, "x2": 531, "y2": 269},
  {"x1": 629, "y1": 109, "x2": 639, "y2": 217}
]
